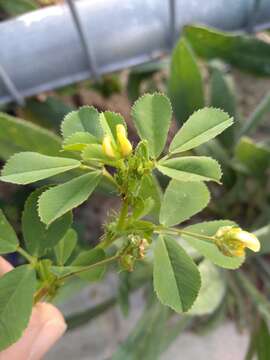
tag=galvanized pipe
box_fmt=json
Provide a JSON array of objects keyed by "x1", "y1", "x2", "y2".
[{"x1": 1, "y1": 0, "x2": 270, "y2": 104}]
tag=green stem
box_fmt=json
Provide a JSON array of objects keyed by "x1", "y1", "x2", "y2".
[
  {"x1": 34, "y1": 286, "x2": 49, "y2": 304},
  {"x1": 80, "y1": 164, "x2": 100, "y2": 171},
  {"x1": 117, "y1": 200, "x2": 129, "y2": 231},
  {"x1": 59, "y1": 255, "x2": 119, "y2": 281},
  {"x1": 154, "y1": 226, "x2": 215, "y2": 243},
  {"x1": 102, "y1": 168, "x2": 119, "y2": 189},
  {"x1": 17, "y1": 247, "x2": 36, "y2": 265}
]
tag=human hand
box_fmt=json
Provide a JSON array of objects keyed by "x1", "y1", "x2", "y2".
[{"x1": 0, "y1": 257, "x2": 66, "y2": 360}]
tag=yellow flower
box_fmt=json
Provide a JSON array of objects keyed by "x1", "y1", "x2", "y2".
[
  {"x1": 214, "y1": 226, "x2": 260, "y2": 257},
  {"x1": 102, "y1": 135, "x2": 117, "y2": 159},
  {"x1": 116, "y1": 124, "x2": 132, "y2": 157}
]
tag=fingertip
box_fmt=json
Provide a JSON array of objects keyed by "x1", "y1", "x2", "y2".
[{"x1": 0, "y1": 257, "x2": 13, "y2": 276}]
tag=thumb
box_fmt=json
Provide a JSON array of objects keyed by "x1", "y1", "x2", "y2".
[
  {"x1": 28, "y1": 303, "x2": 67, "y2": 360},
  {"x1": 0, "y1": 302, "x2": 66, "y2": 360},
  {"x1": 0, "y1": 257, "x2": 66, "y2": 360}
]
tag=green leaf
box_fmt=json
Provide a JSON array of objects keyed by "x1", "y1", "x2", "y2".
[
  {"x1": 137, "y1": 174, "x2": 163, "y2": 218},
  {"x1": 22, "y1": 188, "x2": 72, "y2": 256},
  {"x1": 118, "y1": 272, "x2": 131, "y2": 316},
  {"x1": 82, "y1": 144, "x2": 110, "y2": 163},
  {"x1": 194, "y1": 139, "x2": 235, "y2": 188},
  {"x1": 188, "y1": 260, "x2": 225, "y2": 315},
  {"x1": 238, "y1": 92, "x2": 270, "y2": 139},
  {"x1": 131, "y1": 93, "x2": 172, "y2": 158},
  {"x1": 132, "y1": 197, "x2": 154, "y2": 221},
  {"x1": 254, "y1": 319, "x2": 270, "y2": 360},
  {"x1": 54, "y1": 228, "x2": 77, "y2": 265},
  {"x1": 61, "y1": 106, "x2": 102, "y2": 140},
  {"x1": 1, "y1": 152, "x2": 81, "y2": 185},
  {"x1": 210, "y1": 62, "x2": 238, "y2": 148},
  {"x1": 127, "y1": 71, "x2": 156, "y2": 103},
  {"x1": 0, "y1": 112, "x2": 61, "y2": 160},
  {"x1": 112, "y1": 299, "x2": 169, "y2": 360},
  {"x1": 21, "y1": 96, "x2": 73, "y2": 130},
  {"x1": 235, "y1": 137, "x2": 270, "y2": 176},
  {"x1": 157, "y1": 156, "x2": 222, "y2": 183},
  {"x1": 50, "y1": 266, "x2": 82, "y2": 277},
  {"x1": 182, "y1": 221, "x2": 244, "y2": 269},
  {"x1": 0, "y1": 265, "x2": 36, "y2": 351},
  {"x1": 99, "y1": 111, "x2": 126, "y2": 145},
  {"x1": 184, "y1": 25, "x2": 270, "y2": 76},
  {"x1": 62, "y1": 132, "x2": 98, "y2": 152},
  {"x1": 153, "y1": 235, "x2": 201, "y2": 313},
  {"x1": 0, "y1": 210, "x2": 19, "y2": 254},
  {"x1": 72, "y1": 248, "x2": 106, "y2": 281},
  {"x1": 235, "y1": 271, "x2": 270, "y2": 323},
  {"x1": 160, "y1": 180, "x2": 210, "y2": 227},
  {"x1": 168, "y1": 37, "x2": 204, "y2": 125},
  {"x1": 0, "y1": 0, "x2": 38, "y2": 16},
  {"x1": 169, "y1": 108, "x2": 233, "y2": 154},
  {"x1": 38, "y1": 171, "x2": 101, "y2": 225},
  {"x1": 66, "y1": 298, "x2": 116, "y2": 330}
]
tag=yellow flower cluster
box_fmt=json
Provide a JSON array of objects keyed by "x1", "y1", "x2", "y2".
[{"x1": 102, "y1": 124, "x2": 132, "y2": 159}]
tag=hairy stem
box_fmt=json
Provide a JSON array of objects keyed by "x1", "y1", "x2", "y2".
[
  {"x1": 155, "y1": 226, "x2": 215, "y2": 243},
  {"x1": 117, "y1": 199, "x2": 129, "y2": 231},
  {"x1": 59, "y1": 255, "x2": 119, "y2": 281}
]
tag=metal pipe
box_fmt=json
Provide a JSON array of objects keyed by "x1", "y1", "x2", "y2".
[{"x1": 1, "y1": 0, "x2": 270, "y2": 105}]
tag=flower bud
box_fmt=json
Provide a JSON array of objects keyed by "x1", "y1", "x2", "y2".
[
  {"x1": 102, "y1": 135, "x2": 117, "y2": 159},
  {"x1": 138, "y1": 238, "x2": 149, "y2": 258},
  {"x1": 214, "y1": 226, "x2": 260, "y2": 257},
  {"x1": 119, "y1": 254, "x2": 135, "y2": 272},
  {"x1": 116, "y1": 124, "x2": 132, "y2": 157}
]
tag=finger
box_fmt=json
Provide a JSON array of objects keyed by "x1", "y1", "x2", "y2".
[
  {"x1": 0, "y1": 256, "x2": 13, "y2": 276},
  {"x1": 29, "y1": 303, "x2": 67, "y2": 360},
  {"x1": 0, "y1": 303, "x2": 66, "y2": 360}
]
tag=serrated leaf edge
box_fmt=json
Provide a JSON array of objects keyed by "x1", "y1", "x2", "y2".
[
  {"x1": 60, "y1": 105, "x2": 100, "y2": 138},
  {"x1": 169, "y1": 107, "x2": 233, "y2": 153},
  {"x1": 131, "y1": 92, "x2": 173, "y2": 158}
]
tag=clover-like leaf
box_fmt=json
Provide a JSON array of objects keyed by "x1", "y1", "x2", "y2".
[
  {"x1": 153, "y1": 235, "x2": 201, "y2": 313},
  {"x1": 82, "y1": 144, "x2": 110, "y2": 163},
  {"x1": 0, "y1": 152, "x2": 81, "y2": 184},
  {"x1": 182, "y1": 220, "x2": 245, "y2": 269},
  {"x1": 0, "y1": 210, "x2": 19, "y2": 254},
  {"x1": 38, "y1": 171, "x2": 102, "y2": 225},
  {"x1": 22, "y1": 188, "x2": 72, "y2": 256},
  {"x1": 0, "y1": 265, "x2": 36, "y2": 351},
  {"x1": 71, "y1": 248, "x2": 106, "y2": 281},
  {"x1": 61, "y1": 106, "x2": 103, "y2": 140},
  {"x1": 131, "y1": 93, "x2": 172, "y2": 158},
  {"x1": 169, "y1": 108, "x2": 233, "y2": 154},
  {"x1": 62, "y1": 132, "x2": 98, "y2": 152},
  {"x1": 157, "y1": 156, "x2": 222, "y2": 183},
  {"x1": 160, "y1": 180, "x2": 210, "y2": 227},
  {"x1": 188, "y1": 260, "x2": 225, "y2": 315},
  {"x1": 54, "y1": 228, "x2": 78, "y2": 266}
]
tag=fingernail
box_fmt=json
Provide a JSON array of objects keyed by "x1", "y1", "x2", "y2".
[{"x1": 29, "y1": 319, "x2": 67, "y2": 360}]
